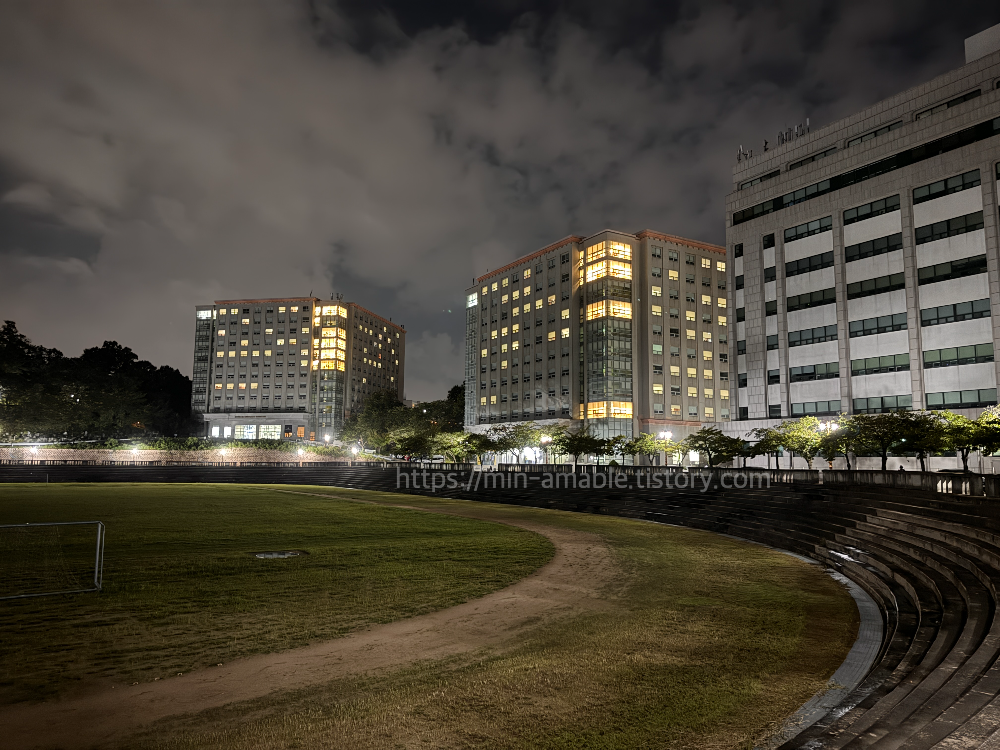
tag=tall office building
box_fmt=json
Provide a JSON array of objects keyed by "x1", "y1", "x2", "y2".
[
  {"x1": 191, "y1": 297, "x2": 405, "y2": 440},
  {"x1": 464, "y1": 230, "x2": 729, "y2": 442},
  {"x1": 726, "y1": 28, "x2": 1000, "y2": 426}
]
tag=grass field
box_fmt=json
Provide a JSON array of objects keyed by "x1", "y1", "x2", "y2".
[
  {"x1": 0, "y1": 484, "x2": 859, "y2": 749},
  {"x1": 0, "y1": 483, "x2": 553, "y2": 703}
]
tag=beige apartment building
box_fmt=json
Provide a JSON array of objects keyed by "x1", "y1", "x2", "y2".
[
  {"x1": 191, "y1": 297, "x2": 405, "y2": 440},
  {"x1": 464, "y1": 230, "x2": 730, "y2": 442}
]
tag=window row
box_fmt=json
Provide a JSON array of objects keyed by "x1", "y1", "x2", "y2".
[
  {"x1": 847, "y1": 272, "x2": 905, "y2": 300},
  {"x1": 784, "y1": 215, "x2": 833, "y2": 243},
  {"x1": 923, "y1": 343, "x2": 994, "y2": 368},
  {"x1": 926, "y1": 388, "x2": 997, "y2": 409},
  {"x1": 851, "y1": 353, "x2": 909, "y2": 376},
  {"x1": 920, "y1": 299, "x2": 990, "y2": 326},
  {"x1": 914, "y1": 212, "x2": 984, "y2": 246},
  {"x1": 853, "y1": 394, "x2": 912, "y2": 414},
  {"x1": 845, "y1": 232, "x2": 902, "y2": 263},
  {"x1": 791, "y1": 400, "x2": 842, "y2": 416},
  {"x1": 789, "y1": 362, "x2": 839, "y2": 382},
  {"x1": 785, "y1": 251, "x2": 834, "y2": 278}
]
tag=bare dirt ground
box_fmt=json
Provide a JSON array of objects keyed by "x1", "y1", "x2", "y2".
[{"x1": 0, "y1": 494, "x2": 619, "y2": 750}]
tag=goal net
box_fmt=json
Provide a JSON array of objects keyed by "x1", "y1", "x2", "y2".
[{"x1": 0, "y1": 522, "x2": 105, "y2": 600}]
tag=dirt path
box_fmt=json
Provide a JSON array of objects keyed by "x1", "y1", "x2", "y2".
[{"x1": 0, "y1": 494, "x2": 620, "y2": 749}]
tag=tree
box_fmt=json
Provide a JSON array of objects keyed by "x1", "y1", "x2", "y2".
[
  {"x1": 775, "y1": 417, "x2": 823, "y2": 469},
  {"x1": 681, "y1": 427, "x2": 743, "y2": 467},
  {"x1": 940, "y1": 411, "x2": 983, "y2": 472},
  {"x1": 818, "y1": 423, "x2": 854, "y2": 470},
  {"x1": 465, "y1": 432, "x2": 495, "y2": 465},
  {"x1": 554, "y1": 426, "x2": 605, "y2": 468},
  {"x1": 850, "y1": 412, "x2": 910, "y2": 471},
  {"x1": 0, "y1": 321, "x2": 66, "y2": 439},
  {"x1": 750, "y1": 426, "x2": 783, "y2": 469},
  {"x1": 487, "y1": 422, "x2": 540, "y2": 463},
  {"x1": 901, "y1": 411, "x2": 946, "y2": 472},
  {"x1": 606, "y1": 435, "x2": 630, "y2": 465}
]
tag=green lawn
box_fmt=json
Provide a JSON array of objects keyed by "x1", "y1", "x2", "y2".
[
  {"x1": 124, "y1": 489, "x2": 860, "y2": 750},
  {"x1": 0, "y1": 484, "x2": 553, "y2": 703}
]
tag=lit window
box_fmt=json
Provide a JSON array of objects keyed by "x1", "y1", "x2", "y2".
[
  {"x1": 512, "y1": 323, "x2": 520, "y2": 334},
  {"x1": 217, "y1": 351, "x2": 224, "y2": 358},
  {"x1": 670, "y1": 366, "x2": 680, "y2": 376},
  {"x1": 717, "y1": 261, "x2": 726, "y2": 272},
  {"x1": 651, "y1": 305, "x2": 662, "y2": 316},
  {"x1": 561, "y1": 308, "x2": 569, "y2": 320},
  {"x1": 251, "y1": 383, "x2": 258, "y2": 390},
  {"x1": 265, "y1": 328, "x2": 273, "y2": 335},
  {"x1": 524, "y1": 303, "x2": 531, "y2": 313},
  {"x1": 686, "y1": 310, "x2": 696, "y2": 322},
  {"x1": 703, "y1": 349, "x2": 713, "y2": 360},
  {"x1": 668, "y1": 270, "x2": 679, "y2": 281},
  {"x1": 501, "y1": 360, "x2": 508, "y2": 369},
  {"x1": 491, "y1": 282, "x2": 498, "y2": 292},
  {"x1": 512, "y1": 290, "x2": 520, "y2": 301},
  {"x1": 717, "y1": 298, "x2": 727, "y2": 308},
  {"x1": 502, "y1": 294, "x2": 509, "y2": 304},
  {"x1": 688, "y1": 386, "x2": 697, "y2": 397},
  {"x1": 653, "y1": 384, "x2": 664, "y2": 394},
  {"x1": 561, "y1": 327, "x2": 570, "y2": 338},
  {"x1": 705, "y1": 407, "x2": 715, "y2": 418},
  {"x1": 703, "y1": 333, "x2": 712, "y2": 344},
  {"x1": 585, "y1": 259, "x2": 632, "y2": 282},
  {"x1": 512, "y1": 341, "x2": 520, "y2": 350},
  {"x1": 501, "y1": 326, "x2": 508, "y2": 337},
  {"x1": 482, "y1": 285, "x2": 488, "y2": 295},
  {"x1": 524, "y1": 268, "x2": 531, "y2": 278},
  {"x1": 512, "y1": 307, "x2": 519, "y2": 318},
  {"x1": 277, "y1": 338, "x2": 284, "y2": 346},
  {"x1": 218, "y1": 329, "x2": 225, "y2": 336},
  {"x1": 701, "y1": 258, "x2": 711, "y2": 269},
  {"x1": 226, "y1": 383, "x2": 235, "y2": 390},
  {"x1": 481, "y1": 348, "x2": 488, "y2": 358},
  {"x1": 718, "y1": 316, "x2": 727, "y2": 326},
  {"x1": 215, "y1": 383, "x2": 223, "y2": 390},
  {"x1": 587, "y1": 402, "x2": 607, "y2": 419},
  {"x1": 701, "y1": 295, "x2": 711, "y2": 306},
  {"x1": 548, "y1": 295, "x2": 556, "y2": 305},
  {"x1": 548, "y1": 331, "x2": 556, "y2": 341},
  {"x1": 231, "y1": 308, "x2": 239, "y2": 314},
  {"x1": 501, "y1": 343, "x2": 508, "y2": 353},
  {"x1": 652, "y1": 286, "x2": 662, "y2": 297},
  {"x1": 535, "y1": 299, "x2": 543, "y2": 310},
  {"x1": 241, "y1": 339, "x2": 249, "y2": 346},
  {"x1": 671, "y1": 404, "x2": 681, "y2": 416},
  {"x1": 686, "y1": 329, "x2": 695, "y2": 340},
  {"x1": 721, "y1": 390, "x2": 730, "y2": 400},
  {"x1": 704, "y1": 369, "x2": 714, "y2": 380},
  {"x1": 687, "y1": 368, "x2": 697, "y2": 378},
  {"x1": 491, "y1": 330, "x2": 498, "y2": 340},
  {"x1": 228, "y1": 351, "x2": 236, "y2": 358},
  {"x1": 291, "y1": 306, "x2": 298, "y2": 312},
  {"x1": 218, "y1": 309, "x2": 227, "y2": 316},
  {"x1": 704, "y1": 388, "x2": 713, "y2": 398},
  {"x1": 491, "y1": 395, "x2": 497, "y2": 404},
  {"x1": 502, "y1": 278, "x2": 509, "y2": 288},
  {"x1": 481, "y1": 397, "x2": 487, "y2": 405}
]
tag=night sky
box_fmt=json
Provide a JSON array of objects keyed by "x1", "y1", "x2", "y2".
[{"x1": 1, "y1": 1, "x2": 997, "y2": 400}]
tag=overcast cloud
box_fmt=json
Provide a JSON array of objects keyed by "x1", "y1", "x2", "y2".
[{"x1": 0, "y1": 0, "x2": 996, "y2": 399}]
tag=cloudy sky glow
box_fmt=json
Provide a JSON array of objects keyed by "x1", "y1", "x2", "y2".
[{"x1": 1, "y1": 0, "x2": 997, "y2": 399}]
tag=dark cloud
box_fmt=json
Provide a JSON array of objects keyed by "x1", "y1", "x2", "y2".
[{"x1": 0, "y1": 1, "x2": 997, "y2": 399}]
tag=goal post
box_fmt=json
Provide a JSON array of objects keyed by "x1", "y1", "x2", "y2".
[{"x1": 0, "y1": 521, "x2": 105, "y2": 601}]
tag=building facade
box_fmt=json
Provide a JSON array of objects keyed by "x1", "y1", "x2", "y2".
[
  {"x1": 727, "y1": 38, "x2": 1000, "y2": 427},
  {"x1": 464, "y1": 230, "x2": 730, "y2": 441},
  {"x1": 191, "y1": 297, "x2": 405, "y2": 440}
]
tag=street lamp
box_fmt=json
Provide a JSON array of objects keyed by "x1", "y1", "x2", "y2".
[
  {"x1": 324, "y1": 435, "x2": 330, "y2": 443},
  {"x1": 351, "y1": 445, "x2": 359, "y2": 456},
  {"x1": 219, "y1": 448, "x2": 228, "y2": 457},
  {"x1": 657, "y1": 431, "x2": 672, "y2": 440},
  {"x1": 297, "y1": 448, "x2": 304, "y2": 456},
  {"x1": 539, "y1": 435, "x2": 552, "y2": 464}
]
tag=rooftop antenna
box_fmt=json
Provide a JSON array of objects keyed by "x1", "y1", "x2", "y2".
[{"x1": 335, "y1": 292, "x2": 344, "y2": 302}]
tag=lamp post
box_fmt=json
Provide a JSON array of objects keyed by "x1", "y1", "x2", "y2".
[
  {"x1": 657, "y1": 431, "x2": 672, "y2": 466},
  {"x1": 540, "y1": 435, "x2": 552, "y2": 464}
]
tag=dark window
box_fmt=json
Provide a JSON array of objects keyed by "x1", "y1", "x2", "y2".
[
  {"x1": 915, "y1": 212, "x2": 984, "y2": 246},
  {"x1": 762, "y1": 233, "x2": 775, "y2": 250},
  {"x1": 849, "y1": 313, "x2": 908, "y2": 337},
  {"x1": 917, "y1": 253, "x2": 987, "y2": 285},
  {"x1": 845, "y1": 233, "x2": 903, "y2": 262},
  {"x1": 738, "y1": 373, "x2": 748, "y2": 388},
  {"x1": 768, "y1": 405, "x2": 782, "y2": 418},
  {"x1": 702, "y1": 276, "x2": 712, "y2": 287},
  {"x1": 732, "y1": 116, "x2": 1000, "y2": 226},
  {"x1": 561, "y1": 273, "x2": 570, "y2": 282},
  {"x1": 789, "y1": 362, "x2": 840, "y2": 382},
  {"x1": 767, "y1": 369, "x2": 780, "y2": 385},
  {"x1": 914, "y1": 170, "x2": 981, "y2": 204},
  {"x1": 738, "y1": 407, "x2": 749, "y2": 419},
  {"x1": 920, "y1": 299, "x2": 990, "y2": 326},
  {"x1": 653, "y1": 364, "x2": 663, "y2": 374},
  {"x1": 846, "y1": 121, "x2": 903, "y2": 148},
  {"x1": 668, "y1": 250, "x2": 679, "y2": 262},
  {"x1": 788, "y1": 324, "x2": 838, "y2": 347},
  {"x1": 652, "y1": 324, "x2": 663, "y2": 335},
  {"x1": 735, "y1": 275, "x2": 744, "y2": 290},
  {"x1": 685, "y1": 254, "x2": 695, "y2": 265},
  {"x1": 764, "y1": 266, "x2": 776, "y2": 282},
  {"x1": 685, "y1": 273, "x2": 695, "y2": 283},
  {"x1": 851, "y1": 354, "x2": 910, "y2": 376},
  {"x1": 765, "y1": 300, "x2": 777, "y2": 316},
  {"x1": 734, "y1": 243, "x2": 744, "y2": 258},
  {"x1": 791, "y1": 400, "x2": 841, "y2": 416},
  {"x1": 788, "y1": 146, "x2": 837, "y2": 171},
  {"x1": 652, "y1": 246, "x2": 662, "y2": 258},
  {"x1": 786, "y1": 251, "x2": 834, "y2": 277},
  {"x1": 926, "y1": 388, "x2": 997, "y2": 409},
  {"x1": 766, "y1": 335, "x2": 778, "y2": 350},
  {"x1": 784, "y1": 216, "x2": 833, "y2": 243},
  {"x1": 923, "y1": 343, "x2": 994, "y2": 368},
  {"x1": 915, "y1": 90, "x2": 982, "y2": 122},
  {"x1": 853, "y1": 395, "x2": 913, "y2": 414},
  {"x1": 560, "y1": 252, "x2": 570, "y2": 264},
  {"x1": 847, "y1": 272, "x2": 905, "y2": 299},
  {"x1": 736, "y1": 307, "x2": 746, "y2": 322},
  {"x1": 786, "y1": 287, "x2": 836, "y2": 312},
  {"x1": 843, "y1": 195, "x2": 900, "y2": 226},
  {"x1": 739, "y1": 170, "x2": 780, "y2": 190},
  {"x1": 670, "y1": 327, "x2": 680, "y2": 338},
  {"x1": 737, "y1": 339, "x2": 746, "y2": 355}
]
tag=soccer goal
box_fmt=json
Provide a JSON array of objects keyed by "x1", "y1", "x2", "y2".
[{"x1": 0, "y1": 521, "x2": 105, "y2": 600}]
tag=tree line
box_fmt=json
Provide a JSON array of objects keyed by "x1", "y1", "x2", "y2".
[{"x1": 0, "y1": 321, "x2": 195, "y2": 441}]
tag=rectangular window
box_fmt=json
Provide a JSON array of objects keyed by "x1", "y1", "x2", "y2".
[
  {"x1": 668, "y1": 269, "x2": 679, "y2": 281},
  {"x1": 790, "y1": 400, "x2": 842, "y2": 416},
  {"x1": 923, "y1": 343, "x2": 994, "y2": 368},
  {"x1": 547, "y1": 331, "x2": 556, "y2": 341},
  {"x1": 670, "y1": 365, "x2": 681, "y2": 377},
  {"x1": 852, "y1": 395, "x2": 913, "y2": 414},
  {"x1": 788, "y1": 146, "x2": 837, "y2": 171},
  {"x1": 844, "y1": 194, "x2": 900, "y2": 225},
  {"x1": 738, "y1": 373, "x2": 747, "y2": 387},
  {"x1": 652, "y1": 344, "x2": 663, "y2": 355},
  {"x1": 915, "y1": 90, "x2": 982, "y2": 121},
  {"x1": 765, "y1": 300, "x2": 777, "y2": 317},
  {"x1": 686, "y1": 329, "x2": 696, "y2": 340},
  {"x1": 652, "y1": 267, "x2": 662, "y2": 277},
  {"x1": 784, "y1": 216, "x2": 833, "y2": 243},
  {"x1": 915, "y1": 170, "x2": 982, "y2": 205},
  {"x1": 766, "y1": 335, "x2": 778, "y2": 350},
  {"x1": 850, "y1": 353, "x2": 910, "y2": 376},
  {"x1": 845, "y1": 232, "x2": 903, "y2": 262},
  {"x1": 762, "y1": 233, "x2": 775, "y2": 249},
  {"x1": 926, "y1": 388, "x2": 997, "y2": 409},
  {"x1": 788, "y1": 324, "x2": 838, "y2": 347},
  {"x1": 718, "y1": 315, "x2": 727, "y2": 326},
  {"x1": 717, "y1": 297, "x2": 726, "y2": 308},
  {"x1": 785, "y1": 251, "x2": 834, "y2": 277},
  {"x1": 917, "y1": 253, "x2": 987, "y2": 285},
  {"x1": 736, "y1": 307, "x2": 745, "y2": 322},
  {"x1": 764, "y1": 266, "x2": 776, "y2": 282},
  {"x1": 847, "y1": 272, "x2": 905, "y2": 300},
  {"x1": 735, "y1": 275, "x2": 744, "y2": 290},
  {"x1": 701, "y1": 294, "x2": 711, "y2": 306},
  {"x1": 915, "y1": 212, "x2": 985, "y2": 246},
  {"x1": 739, "y1": 170, "x2": 780, "y2": 190},
  {"x1": 653, "y1": 383, "x2": 664, "y2": 394},
  {"x1": 652, "y1": 285, "x2": 662, "y2": 296},
  {"x1": 734, "y1": 243, "x2": 743, "y2": 258},
  {"x1": 767, "y1": 369, "x2": 780, "y2": 385},
  {"x1": 737, "y1": 339, "x2": 746, "y2": 355},
  {"x1": 716, "y1": 261, "x2": 726, "y2": 272},
  {"x1": 846, "y1": 121, "x2": 903, "y2": 148},
  {"x1": 787, "y1": 287, "x2": 837, "y2": 312},
  {"x1": 849, "y1": 313, "x2": 907, "y2": 337},
  {"x1": 652, "y1": 246, "x2": 662, "y2": 258},
  {"x1": 790, "y1": 362, "x2": 841, "y2": 381},
  {"x1": 687, "y1": 367, "x2": 697, "y2": 378}
]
